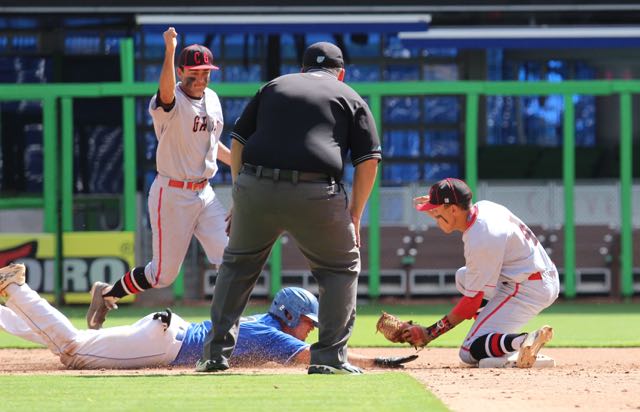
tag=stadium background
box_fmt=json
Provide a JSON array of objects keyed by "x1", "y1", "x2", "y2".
[{"x1": 0, "y1": 0, "x2": 638, "y2": 305}]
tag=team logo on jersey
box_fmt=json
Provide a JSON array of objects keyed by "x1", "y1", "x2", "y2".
[{"x1": 192, "y1": 116, "x2": 208, "y2": 132}]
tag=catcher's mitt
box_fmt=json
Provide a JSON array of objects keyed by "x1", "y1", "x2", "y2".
[{"x1": 375, "y1": 311, "x2": 413, "y2": 343}]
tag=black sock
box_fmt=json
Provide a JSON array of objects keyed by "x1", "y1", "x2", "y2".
[
  {"x1": 104, "y1": 266, "x2": 152, "y2": 299},
  {"x1": 469, "y1": 332, "x2": 527, "y2": 360}
]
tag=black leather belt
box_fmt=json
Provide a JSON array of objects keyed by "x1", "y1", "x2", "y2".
[{"x1": 241, "y1": 164, "x2": 336, "y2": 184}]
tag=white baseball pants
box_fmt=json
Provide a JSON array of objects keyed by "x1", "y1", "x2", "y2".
[{"x1": 3, "y1": 283, "x2": 189, "y2": 369}]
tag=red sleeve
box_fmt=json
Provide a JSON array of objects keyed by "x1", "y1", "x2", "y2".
[{"x1": 451, "y1": 292, "x2": 485, "y2": 320}]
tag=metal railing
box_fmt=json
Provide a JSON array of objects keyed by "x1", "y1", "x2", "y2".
[{"x1": 0, "y1": 39, "x2": 636, "y2": 301}]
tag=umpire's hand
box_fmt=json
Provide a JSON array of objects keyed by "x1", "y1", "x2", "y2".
[{"x1": 225, "y1": 208, "x2": 233, "y2": 236}]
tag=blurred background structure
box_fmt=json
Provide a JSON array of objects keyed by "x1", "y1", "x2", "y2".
[{"x1": 0, "y1": 0, "x2": 638, "y2": 302}]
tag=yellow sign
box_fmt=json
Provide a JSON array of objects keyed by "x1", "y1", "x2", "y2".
[{"x1": 0, "y1": 232, "x2": 135, "y2": 303}]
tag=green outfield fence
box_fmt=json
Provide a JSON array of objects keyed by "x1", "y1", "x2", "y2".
[{"x1": 0, "y1": 39, "x2": 636, "y2": 302}]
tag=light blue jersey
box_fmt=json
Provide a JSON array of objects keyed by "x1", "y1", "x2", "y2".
[{"x1": 171, "y1": 313, "x2": 309, "y2": 366}]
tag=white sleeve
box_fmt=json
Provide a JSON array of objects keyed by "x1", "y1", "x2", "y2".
[
  {"x1": 460, "y1": 226, "x2": 506, "y2": 297},
  {"x1": 205, "y1": 89, "x2": 224, "y2": 141},
  {"x1": 148, "y1": 93, "x2": 178, "y2": 135}
]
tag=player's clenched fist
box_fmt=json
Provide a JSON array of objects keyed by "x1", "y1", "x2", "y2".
[{"x1": 163, "y1": 27, "x2": 178, "y2": 50}]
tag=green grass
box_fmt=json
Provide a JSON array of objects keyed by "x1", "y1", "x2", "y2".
[
  {"x1": 0, "y1": 374, "x2": 448, "y2": 412},
  {"x1": 1, "y1": 301, "x2": 638, "y2": 348},
  {"x1": 1, "y1": 301, "x2": 637, "y2": 412}
]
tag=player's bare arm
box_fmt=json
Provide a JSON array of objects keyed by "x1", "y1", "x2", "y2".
[
  {"x1": 216, "y1": 141, "x2": 231, "y2": 166},
  {"x1": 158, "y1": 27, "x2": 177, "y2": 106},
  {"x1": 349, "y1": 158, "x2": 379, "y2": 247},
  {"x1": 223, "y1": 139, "x2": 245, "y2": 235},
  {"x1": 229, "y1": 139, "x2": 244, "y2": 184}
]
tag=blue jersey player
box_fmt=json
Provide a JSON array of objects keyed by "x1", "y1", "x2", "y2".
[{"x1": 0, "y1": 264, "x2": 416, "y2": 370}]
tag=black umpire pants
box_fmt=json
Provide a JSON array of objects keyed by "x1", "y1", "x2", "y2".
[{"x1": 201, "y1": 170, "x2": 360, "y2": 367}]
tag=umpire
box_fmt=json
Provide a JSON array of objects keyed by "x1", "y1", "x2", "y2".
[{"x1": 196, "y1": 42, "x2": 381, "y2": 375}]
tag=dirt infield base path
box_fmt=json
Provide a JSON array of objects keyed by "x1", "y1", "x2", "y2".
[{"x1": 1, "y1": 348, "x2": 639, "y2": 411}]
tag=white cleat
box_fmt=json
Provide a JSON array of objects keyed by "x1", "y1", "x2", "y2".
[
  {"x1": 0, "y1": 263, "x2": 26, "y2": 295},
  {"x1": 516, "y1": 325, "x2": 554, "y2": 368}
]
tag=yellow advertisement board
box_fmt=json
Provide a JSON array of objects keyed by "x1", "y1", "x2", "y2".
[{"x1": 0, "y1": 232, "x2": 135, "y2": 303}]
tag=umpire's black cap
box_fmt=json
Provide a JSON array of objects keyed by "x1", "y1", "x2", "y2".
[{"x1": 302, "y1": 42, "x2": 345, "y2": 70}]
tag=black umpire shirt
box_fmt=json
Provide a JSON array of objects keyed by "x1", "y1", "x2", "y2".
[{"x1": 231, "y1": 69, "x2": 382, "y2": 181}]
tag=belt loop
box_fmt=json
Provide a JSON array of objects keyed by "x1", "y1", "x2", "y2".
[
  {"x1": 292, "y1": 170, "x2": 299, "y2": 184},
  {"x1": 256, "y1": 165, "x2": 263, "y2": 178},
  {"x1": 273, "y1": 168, "x2": 280, "y2": 181}
]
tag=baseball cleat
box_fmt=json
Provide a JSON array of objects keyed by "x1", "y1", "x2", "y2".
[
  {"x1": 308, "y1": 363, "x2": 363, "y2": 375},
  {"x1": 516, "y1": 325, "x2": 553, "y2": 368},
  {"x1": 195, "y1": 357, "x2": 229, "y2": 373},
  {"x1": 0, "y1": 263, "x2": 26, "y2": 295},
  {"x1": 86, "y1": 282, "x2": 118, "y2": 330}
]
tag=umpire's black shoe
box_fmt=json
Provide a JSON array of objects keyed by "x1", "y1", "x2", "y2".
[
  {"x1": 195, "y1": 357, "x2": 230, "y2": 373},
  {"x1": 308, "y1": 363, "x2": 363, "y2": 375}
]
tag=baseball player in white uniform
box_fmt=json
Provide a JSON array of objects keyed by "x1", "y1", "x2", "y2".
[
  {"x1": 86, "y1": 27, "x2": 230, "y2": 329},
  {"x1": 404, "y1": 178, "x2": 560, "y2": 368}
]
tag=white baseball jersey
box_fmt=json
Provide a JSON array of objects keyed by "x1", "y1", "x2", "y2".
[
  {"x1": 458, "y1": 200, "x2": 555, "y2": 298},
  {"x1": 454, "y1": 200, "x2": 560, "y2": 365},
  {"x1": 149, "y1": 83, "x2": 224, "y2": 181},
  {"x1": 142, "y1": 84, "x2": 228, "y2": 288}
]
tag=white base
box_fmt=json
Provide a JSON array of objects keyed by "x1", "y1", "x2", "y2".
[{"x1": 476, "y1": 353, "x2": 555, "y2": 369}]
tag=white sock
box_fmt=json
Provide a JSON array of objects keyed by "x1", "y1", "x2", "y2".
[{"x1": 511, "y1": 334, "x2": 528, "y2": 350}]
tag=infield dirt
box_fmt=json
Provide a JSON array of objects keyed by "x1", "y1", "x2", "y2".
[{"x1": 1, "y1": 347, "x2": 638, "y2": 411}]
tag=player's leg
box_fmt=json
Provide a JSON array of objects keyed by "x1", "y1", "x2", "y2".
[
  {"x1": 63, "y1": 313, "x2": 191, "y2": 369},
  {"x1": 1, "y1": 265, "x2": 81, "y2": 357},
  {"x1": 194, "y1": 186, "x2": 228, "y2": 266},
  {"x1": 458, "y1": 277, "x2": 556, "y2": 366},
  {"x1": 0, "y1": 305, "x2": 47, "y2": 346},
  {"x1": 285, "y1": 183, "x2": 361, "y2": 373},
  {"x1": 86, "y1": 180, "x2": 198, "y2": 329},
  {"x1": 199, "y1": 173, "x2": 281, "y2": 371}
]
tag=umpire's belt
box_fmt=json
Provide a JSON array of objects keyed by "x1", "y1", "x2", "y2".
[{"x1": 242, "y1": 163, "x2": 336, "y2": 184}]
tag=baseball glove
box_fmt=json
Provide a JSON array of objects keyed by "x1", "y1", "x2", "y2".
[
  {"x1": 375, "y1": 311, "x2": 413, "y2": 343},
  {"x1": 373, "y1": 354, "x2": 419, "y2": 369}
]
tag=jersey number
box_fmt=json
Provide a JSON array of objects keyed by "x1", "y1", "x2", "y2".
[{"x1": 519, "y1": 223, "x2": 539, "y2": 246}]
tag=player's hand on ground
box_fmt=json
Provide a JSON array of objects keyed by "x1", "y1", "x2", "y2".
[
  {"x1": 373, "y1": 354, "x2": 419, "y2": 369},
  {"x1": 402, "y1": 325, "x2": 431, "y2": 348},
  {"x1": 163, "y1": 27, "x2": 178, "y2": 51},
  {"x1": 413, "y1": 195, "x2": 430, "y2": 210}
]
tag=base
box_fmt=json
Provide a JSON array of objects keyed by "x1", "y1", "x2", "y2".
[{"x1": 477, "y1": 352, "x2": 555, "y2": 369}]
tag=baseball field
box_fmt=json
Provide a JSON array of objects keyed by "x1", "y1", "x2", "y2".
[{"x1": 1, "y1": 301, "x2": 639, "y2": 411}]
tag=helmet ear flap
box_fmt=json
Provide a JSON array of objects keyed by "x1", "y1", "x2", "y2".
[{"x1": 284, "y1": 309, "x2": 294, "y2": 321}]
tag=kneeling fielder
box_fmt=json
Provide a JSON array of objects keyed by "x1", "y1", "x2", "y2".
[{"x1": 403, "y1": 178, "x2": 560, "y2": 368}]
